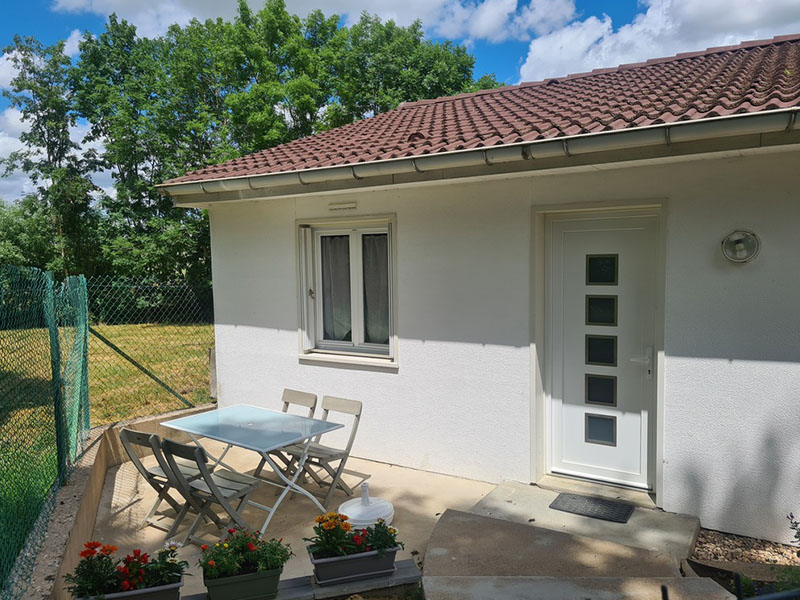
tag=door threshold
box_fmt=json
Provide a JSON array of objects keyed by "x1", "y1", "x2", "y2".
[{"x1": 537, "y1": 473, "x2": 657, "y2": 509}]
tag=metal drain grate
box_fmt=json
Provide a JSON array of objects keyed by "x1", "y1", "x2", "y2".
[{"x1": 549, "y1": 493, "x2": 635, "y2": 523}]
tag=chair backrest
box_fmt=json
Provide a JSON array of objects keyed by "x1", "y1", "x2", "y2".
[
  {"x1": 281, "y1": 388, "x2": 317, "y2": 418},
  {"x1": 159, "y1": 439, "x2": 213, "y2": 505},
  {"x1": 119, "y1": 428, "x2": 159, "y2": 483},
  {"x1": 319, "y1": 396, "x2": 362, "y2": 454}
]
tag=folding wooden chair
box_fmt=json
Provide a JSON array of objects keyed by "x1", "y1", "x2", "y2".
[
  {"x1": 160, "y1": 438, "x2": 261, "y2": 544},
  {"x1": 253, "y1": 388, "x2": 318, "y2": 478},
  {"x1": 279, "y1": 396, "x2": 362, "y2": 509},
  {"x1": 118, "y1": 428, "x2": 200, "y2": 530}
]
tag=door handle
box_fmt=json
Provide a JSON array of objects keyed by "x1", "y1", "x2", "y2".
[{"x1": 630, "y1": 346, "x2": 653, "y2": 379}]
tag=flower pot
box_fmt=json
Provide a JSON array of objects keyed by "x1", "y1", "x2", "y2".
[
  {"x1": 77, "y1": 578, "x2": 183, "y2": 600},
  {"x1": 204, "y1": 567, "x2": 283, "y2": 600},
  {"x1": 308, "y1": 546, "x2": 401, "y2": 586}
]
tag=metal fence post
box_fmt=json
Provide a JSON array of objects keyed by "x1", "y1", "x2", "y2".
[{"x1": 43, "y1": 273, "x2": 67, "y2": 484}]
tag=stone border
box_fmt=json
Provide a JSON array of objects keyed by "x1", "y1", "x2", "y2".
[{"x1": 27, "y1": 405, "x2": 213, "y2": 600}]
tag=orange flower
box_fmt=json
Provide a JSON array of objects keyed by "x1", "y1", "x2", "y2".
[
  {"x1": 101, "y1": 544, "x2": 117, "y2": 555},
  {"x1": 340, "y1": 522, "x2": 352, "y2": 532},
  {"x1": 207, "y1": 560, "x2": 216, "y2": 567},
  {"x1": 314, "y1": 515, "x2": 325, "y2": 523}
]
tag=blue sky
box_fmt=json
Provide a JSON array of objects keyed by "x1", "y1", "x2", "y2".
[{"x1": 2, "y1": 0, "x2": 800, "y2": 199}]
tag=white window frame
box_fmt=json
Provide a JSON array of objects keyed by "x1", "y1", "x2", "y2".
[{"x1": 297, "y1": 215, "x2": 396, "y2": 364}]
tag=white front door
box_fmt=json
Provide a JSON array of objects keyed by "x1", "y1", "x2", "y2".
[{"x1": 547, "y1": 211, "x2": 658, "y2": 488}]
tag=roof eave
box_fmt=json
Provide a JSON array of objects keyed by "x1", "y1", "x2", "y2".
[{"x1": 158, "y1": 108, "x2": 800, "y2": 198}]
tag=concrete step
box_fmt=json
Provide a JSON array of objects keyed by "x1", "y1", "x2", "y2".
[
  {"x1": 423, "y1": 576, "x2": 735, "y2": 600},
  {"x1": 471, "y1": 481, "x2": 700, "y2": 558},
  {"x1": 424, "y1": 509, "x2": 680, "y2": 578}
]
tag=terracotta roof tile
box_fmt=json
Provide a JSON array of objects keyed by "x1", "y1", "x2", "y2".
[{"x1": 165, "y1": 34, "x2": 800, "y2": 185}]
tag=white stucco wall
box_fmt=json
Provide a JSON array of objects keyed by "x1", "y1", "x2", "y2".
[
  {"x1": 209, "y1": 147, "x2": 800, "y2": 542},
  {"x1": 210, "y1": 183, "x2": 533, "y2": 483}
]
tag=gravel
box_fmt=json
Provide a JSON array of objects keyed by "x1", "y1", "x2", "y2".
[{"x1": 693, "y1": 528, "x2": 800, "y2": 566}]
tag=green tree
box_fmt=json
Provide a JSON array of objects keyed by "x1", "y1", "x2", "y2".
[
  {"x1": 2, "y1": 35, "x2": 101, "y2": 275},
  {"x1": 326, "y1": 14, "x2": 476, "y2": 126}
]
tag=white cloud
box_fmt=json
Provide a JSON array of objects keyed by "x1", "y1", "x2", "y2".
[
  {"x1": 520, "y1": 0, "x2": 800, "y2": 82},
  {"x1": 63, "y1": 29, "x2": 83, "y2": 57},
  {"x1": 0, "y1": 53, "x2": 19, "y2": 89},
  {"x1": 51, "y1": 0, "x2": 576, "y2": 42}
]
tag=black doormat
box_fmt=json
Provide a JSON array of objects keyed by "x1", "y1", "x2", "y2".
[{"x1": 549, "y1": 492, "x2": 635, "y2": 523}]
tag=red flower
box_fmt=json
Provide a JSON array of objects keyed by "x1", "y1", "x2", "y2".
[
  {"x1": 247, "y1": 542, "x2": 257, "y2": 552},
  {"x1": 121, "y1": 581, "x2": 130, "y2": 591},
  {"x1": 79, "y1": 548, "x2": 96, "y2": 558},
  {"x1": 84, "y1": 541, "x2": 102, "y2": 550},
  {"x1": 228, "y1": 528, "x2": 236, "y2": 534},
  {"x1": 140, "y1": 553, "x2": 149, "y2": 564},
  {"x1": 201, "y1": 544, "x2": 208, "y2": 551},
  {"x1": 207, "y1": 560, "x2": 216, "y2": 567},
  {"x1": 353, "y1": 534, "x2": 363, "y2": 546}
]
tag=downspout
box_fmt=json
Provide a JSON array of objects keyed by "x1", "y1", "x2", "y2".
[{"x1": 159, "y1": 108, "x2": 800, "y2": 197}]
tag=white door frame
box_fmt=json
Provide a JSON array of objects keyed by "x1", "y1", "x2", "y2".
[{"x1": 530, "y1": 202, "x2": 666, "y2": 503}]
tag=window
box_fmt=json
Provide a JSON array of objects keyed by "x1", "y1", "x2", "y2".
[{"x1": 299, "y1": 218, "x2": 394, "y2": 359}]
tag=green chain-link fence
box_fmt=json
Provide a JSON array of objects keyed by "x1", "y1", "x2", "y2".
[
  {"x1": 86, "y1": 276, "x2": 214, "y2": 425},
  {"x1": 0, "y1": 265, "x2": 90, "y2": 599}
]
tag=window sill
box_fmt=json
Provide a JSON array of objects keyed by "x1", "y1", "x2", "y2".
[{"x1": 298, "y1": 352, "x2": 399, "y2": 371}]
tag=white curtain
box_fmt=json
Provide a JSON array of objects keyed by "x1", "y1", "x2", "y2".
[
  {"x1": 321, "y1": 235, "x2": 352, "y2": 341},
  {"x1": 362, "y1": 234, "x2": 389, "y2": 344}
]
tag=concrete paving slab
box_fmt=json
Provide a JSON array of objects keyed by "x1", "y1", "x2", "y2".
[
  {"x1": 423, "y1": 576, "x2": 735, "y2": 600},
  {"x1": 424, "y1": 509, "x2": 680, "y2": 578},
  {"x1": 471, "y1": 481, "x2": 699, "y2": 558}
]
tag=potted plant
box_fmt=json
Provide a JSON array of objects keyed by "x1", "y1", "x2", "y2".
[
  {"x1": 200, "y1": 528, "x2": 293, "y2": 600},
  {"x1": 305, "y1": 512, "x2": 403, "y2": 586},
  {"x1": 64, "y1": 541, "x2": 188, "y2": 599}
]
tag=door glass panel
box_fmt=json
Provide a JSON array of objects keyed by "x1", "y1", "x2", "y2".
[
  {"x1": 586, "y1": 375, "x2": 616, "y2": 406},
  {"x1": 586, "y1": 254, "x2": 618, "y2": 285},
  {"x1": 586, "y1": 414, "x2": 616, "y2": 446},
  {"x1": 362, "y1": 233, "x2": 390, "y2": 344},
  {"x1": 586, "y1": 335, "x2": 617, "y2": 366},
  {"x1": 320, "y1": 235, "x2": 352, "y2": 341},
  {"x1": 586, "y1": 295, "x2": 617, "y2": 326}
]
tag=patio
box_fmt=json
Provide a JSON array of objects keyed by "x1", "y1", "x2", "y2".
[{"x1": 92, "y1": 436, "x2": 494, "y2": 597}]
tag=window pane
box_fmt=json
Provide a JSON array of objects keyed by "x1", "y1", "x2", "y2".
[
  {"x1": 362, "y1": 234, "x2": 390, "y2": 345},
  {"x1": 586, "y1": 375, "x2": 616, "y2": 406},
  {"x1": 586, "y1": 295, "x2": 617, "y2": 326},
  {"x1": 586, "y1": 335, "x2": 617, "y2": 366},
  {"x1": 586, "y1": 254, "x2": 618, "y2": 285},
  {"x1": 586, "y1": 414, "x2": 616, "y2": 446},
  {"x1": 321, "y1": 235, "x2": 352, "y2": 341}
]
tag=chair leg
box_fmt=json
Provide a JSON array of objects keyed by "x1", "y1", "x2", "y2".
[
  {"x1": 322, "y1": 459, "x2": 350, "y2": 509},
  {"x1": 166, "y1": 503, "x2": 191, "y2": 539}
]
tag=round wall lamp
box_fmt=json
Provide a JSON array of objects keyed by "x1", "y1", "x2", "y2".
[{"x1": 721, "y1": 230, "x2": 760, "y2": 263}]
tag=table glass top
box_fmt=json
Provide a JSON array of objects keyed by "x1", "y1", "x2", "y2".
[{"x1": 161, "y1": 404, "x2": 342, "y2": 453}]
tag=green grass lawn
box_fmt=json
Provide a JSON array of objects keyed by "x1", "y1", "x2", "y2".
[{"x1": 89, "y1": 322, "x2": 214, "y2": 424}]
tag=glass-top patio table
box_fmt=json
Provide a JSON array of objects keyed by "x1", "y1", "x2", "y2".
[{"x1": 162, "y1": 404, "x2": 342, "y2": 535}]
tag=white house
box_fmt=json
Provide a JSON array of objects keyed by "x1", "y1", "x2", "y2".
[{"x1": 160, "y1": 34, "x2": 800, "y2": 543}]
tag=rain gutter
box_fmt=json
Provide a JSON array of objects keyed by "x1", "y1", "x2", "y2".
[{"x1": 158, "y1": 108, "x2": 800, "y2": 197}]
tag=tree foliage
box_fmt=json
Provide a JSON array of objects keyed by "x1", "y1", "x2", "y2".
[{"x1": 0, "y1": 1, "x2": 500, "y2": 283}]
